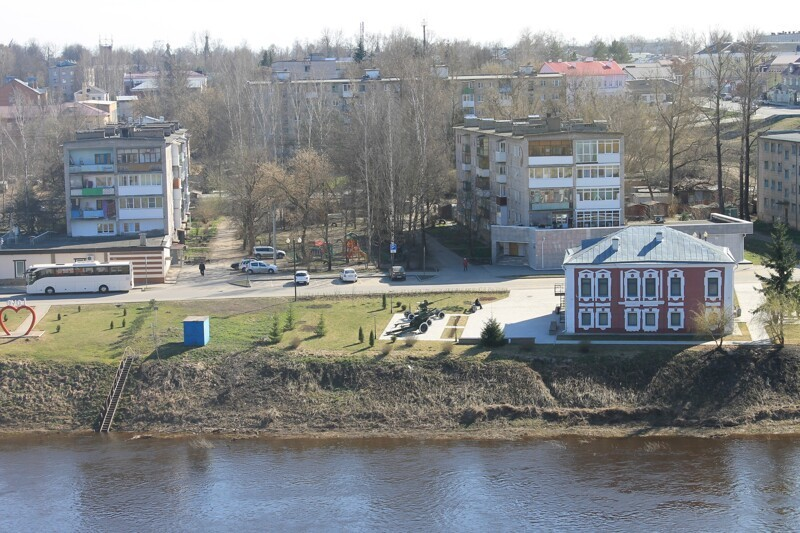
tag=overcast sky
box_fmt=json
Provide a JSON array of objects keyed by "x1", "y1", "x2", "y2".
[{"x1": 5, "y1": 0, "x2": 784, "y2": 52}]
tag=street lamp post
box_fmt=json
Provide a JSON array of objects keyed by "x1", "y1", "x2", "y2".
[{"x1": 286, "y1": 237, "x2": 302, "y2": 302}]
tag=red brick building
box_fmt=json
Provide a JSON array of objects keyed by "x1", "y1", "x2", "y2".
[{"x1": 563, "y1": 226, "x2": 736, "y2": 335}]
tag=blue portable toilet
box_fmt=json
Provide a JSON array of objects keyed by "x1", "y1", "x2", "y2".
[{"x1": 183, "y1": 316, "x2": 210, "y2": 346}]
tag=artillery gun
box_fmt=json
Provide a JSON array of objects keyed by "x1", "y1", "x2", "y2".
[{"x1": 385, "y1": 299, "x2": 446, "y2": 336}]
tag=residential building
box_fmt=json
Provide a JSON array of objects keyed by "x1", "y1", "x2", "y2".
[
  {"x1": 74, "y1": 86, "x2": 110, "y2": 102},
  {"x1": 454, "y1": 115, "x2": 625, "y2": 243},
  {"x1": 63, "y1": 120, "x2": 190, "y2": 239},
  {"x1": 49, "y1": 60, "x2": 93, "y2": 102},
  {"x1": 758, "y1": 130, "x2": 800, "y2": 229},
  {"x1": 271, "y1": 54, "x2": 354, "y2": 80},
  {"x1": 539, "y1": 60, "x2": 626, "y2": 101},
  {"x1": 0, "y1": 78, "x2": 46, "y2": 107},
  {"x1": 123, "y1": 71, "x2": 207, "y2": 95},
  {"x1": 563, "y1": 225, "x2": 736, "y2": 335}
]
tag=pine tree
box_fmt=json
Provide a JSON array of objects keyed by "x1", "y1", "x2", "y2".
[
  {"x1": 315, "y1": 314, "x2": 327, "y2": 337},
  {"x1": 358, "y1": 326, "x2": 364, "y2": 343},
  {"x1": 369, "y1": 330, "x2": 375, "y2": 347},
  {"x1": 283, "y1": 305, "x2": 296, "y2": 332},
  {"x1": 480, "y1": 317, "x2": 506, "y2": 347},
  {"x1": 757, "y1": 222, "x2": 800, "y2": 297},
  {"x1": 269, "y1": 315, "x2": 282, "y2": 344},
  {"x1": 353, "y1": 37, "x2": 367, "y2": 63}
]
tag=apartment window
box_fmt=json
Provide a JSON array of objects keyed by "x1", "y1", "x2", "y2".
[
  {"x1": 120, "y1": 196, "x2": 163, "y2": 209},
  {"x1": 477, "y1": 82, "x2": 483, "y2": 89},
  {"x1": 575, "y1": 165, "x2": 620, "y2": 179},
  {"x1": 92, "y1": 175, "x2": 114, "y2": 187},
  {"x1": 94, "y1": 153, "x2": 111, "y2": 165},
  {"x1": 13, "y1": 260, "x2": 26, "y2": 278},
  {"x1": 575, "y1": 210, "x2": 620, "y2": 228},
  {"x1": 529, "y1": 166, "x2": 573, "y2": 179},
  {"x1": 554, "y1": 79, "x2": 560, "y2": 87},
  {"x1": 343, "y1": 84, "x2": 351, "y2": 92},
  {"x1": 576, "y1": 141, "x2": 598, "y2": 163},
  {"x1": 122, "y1": 222, "x2": 141, "y2": 233},
  {"x1": 580, "y1": 311, "x2": 593, "y2": 328},
  {"x1": 764, "y1": 141, "x2": 770, "y2": 151},
  {"x1": 97, "y1": 223, "x2": 114, "y2": 234},
  {"x1": 765, "y1": 161, "x2": 769, "y2": 170},
  {"x1": 707, "y1": 277, "x2": 720, "y2": 298},
  {"x1": 668, "y1": 308, "x2": 684, "y2": 331},
  {"x1": 120, "y1": 174, "x2": 162, "y2": 187},
  {"x1": 497, "y1": 164, "x2": 507, "y2": 175},
  {"x1": 359, "y1": 84, "x2": 366, "y2": 93},
  {"x1": 764, "y1": 178, "x2": 769, "y2": 187},
  {"x1": 498, "y1": 141, "x2": 506, "y2": 153},
  {"x1": 644, "y1": 311, "x2": 656, "y2": 327},
  {"x1": 778, "y1": 182, "x2": 783, "y2": 192},
  {"x1": 669, "y1": 274, "x2": 683, "y2": 299},
  {"x1": 529, "y1": 140, "x2": 572, "y2": 157},
  {"x1": 577, "y1": 187, "x2": 620, "y2": 201}
]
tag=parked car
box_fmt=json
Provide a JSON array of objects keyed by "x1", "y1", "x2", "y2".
[
  {"x1": 253, "y1": 246, "x2": 286, "y2": 260},
  {"x1": 339, "y1": 268, "x2": 358, "y2": 283},
  {"x1": 294, "y1": 270, "x2": 310, "y2": 285},
  {"x1": 390, "y1": 265, "x2": 406, "y2": 281},
  {"x1": 231, "y1": 258, "x2": 257, "y2": 271},
  {"x1": 245, "y1": 261, "x2": 278, "y2": 274}
]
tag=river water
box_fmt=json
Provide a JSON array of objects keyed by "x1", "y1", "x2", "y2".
[{"x1": 1, "y1": 434, "x2": 799, "y2": 531}]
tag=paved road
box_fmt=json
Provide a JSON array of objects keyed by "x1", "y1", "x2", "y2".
[{"x1": 0, "y1": 226, "x2": 783, "y2": 345}]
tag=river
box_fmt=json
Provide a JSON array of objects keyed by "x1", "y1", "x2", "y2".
[{"x1": 1, "y1": 434, "x2": 799, "y2": 531}]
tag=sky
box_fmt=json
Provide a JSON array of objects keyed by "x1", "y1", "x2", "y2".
[{"x1": 4, "y1": 1, "x2": 786, "y2": 52}]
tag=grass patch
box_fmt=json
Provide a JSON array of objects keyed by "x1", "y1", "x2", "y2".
[
  {"x1": 744, "y1": 236, "x2": 770, "y2": 265},
  {"x1": 0, "y1": 293, "x2": 506, "y2": 363}
]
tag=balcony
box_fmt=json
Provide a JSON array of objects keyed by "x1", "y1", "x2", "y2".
[
  {"x1": 530, "y1": 202, "x2": 571, "y2": 211},
  {"x1": 495, "y1": 151, "x2": 507, "y2": 163},
  {"x1": 477, "y1": 167, "x2": 491, "y2": 178},
  {"x1": 496, "y1": 196, "x2": 508, "y2": 206},
  {"x1": 529, "y1": 155, "x2": 573, "y2": 166},
  {"x1": 68, "y1": 163, "x2": 115, "y2": 173},
  {"x1": 496, "y1": 174, "x2": 507, "y2": 184},
  {"x1": 462, "y1": 163, "x2": 472, "y2": 172},
  {"x1": 71, "y1": 209, "x2": 116, "y2": 220},
  {"x1": 117, "y1": 163, "x2": 163, "y2": 172},
  {"x1": 71, "y1": 187, "x2": 115, "y2": 197},
  {"x1": 462, "y1": 98, "x2": 475, "y2": 108}
]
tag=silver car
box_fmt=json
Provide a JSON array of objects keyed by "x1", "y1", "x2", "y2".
[{"x1": 245, "y1": 261, "x2": 278, "y2": 274}]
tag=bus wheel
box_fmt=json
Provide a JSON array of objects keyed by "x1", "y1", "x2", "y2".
[
  {"x1": 99, "y1": 285, "x2": 109, "y2": 293},
  {"x1": 45, "y1": 287, "x2": 55, "y2": 295}
]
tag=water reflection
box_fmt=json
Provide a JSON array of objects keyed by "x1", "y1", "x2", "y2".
[{"x1": 0, "y1": 435, "x2": 799, "y2": 530}]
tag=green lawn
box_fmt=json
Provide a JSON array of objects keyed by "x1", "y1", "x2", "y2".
[
  {"x1": 744, "y1": 237, "x2": 770, "y2": 265},
  {"x1": 0, "y1": 292, "x2": 507, "y2": 364}
]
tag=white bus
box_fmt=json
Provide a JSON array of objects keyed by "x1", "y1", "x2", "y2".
[{"x1": 26, "y1": 261, "x2": 134, "y2": 295}]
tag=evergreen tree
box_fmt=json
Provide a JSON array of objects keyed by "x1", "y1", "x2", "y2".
[
  {"x1": 609, "y1": 40, "x2": 632, "y2": 62},
  {"x1": 315, "y1": 314, "x2": 327, "y2": 337},
  {"x1": 269, "y1": 315, "x2": 282, "y2": 344},
  {"x1": 369, "y1": 330, "x2": 375, "y2": 347},
  {"x1": 757, "y1": 223, "x2": 800, "y2": 297},
  {"x1": 358, "y1": 326, "x2": 364, "y2": 343},
  {"x1": 283, "y1": 305, "x2": 296, "y2": 332},
  {"x1": 353, "y1": 37, "x2": 367, "y2": 63},
  {"x1": 480, "y1": 317, "x2": 506, "y2": 347}
]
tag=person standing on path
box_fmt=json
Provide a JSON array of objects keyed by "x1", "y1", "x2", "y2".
[
  {"x1": 463, "y1": 257, "x2": 469, "y2": 271},
  {"x1": 199, "y1": 261, "x2": 206, "y2": 276}
]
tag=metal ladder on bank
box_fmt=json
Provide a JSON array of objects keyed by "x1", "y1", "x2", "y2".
[{"x1": 99, "y1": 354, "x2": 136, "y2": 432}]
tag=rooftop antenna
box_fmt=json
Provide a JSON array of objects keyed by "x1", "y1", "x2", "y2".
[{"x1": 422, "y1": 19, "x2": 427, "y2": 53}]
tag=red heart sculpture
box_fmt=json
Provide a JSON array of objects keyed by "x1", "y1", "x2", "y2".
[{"x1": 0, "y1": 305, "x2": 37, "y2": 336}]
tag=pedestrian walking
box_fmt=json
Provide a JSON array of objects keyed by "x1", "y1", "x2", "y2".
[
  {"x1": 463, "y1": 257, "x2": 469, "y2": 271},
  {"x1": 199, "y1": 261, "x2": 206, "y2": 277}
]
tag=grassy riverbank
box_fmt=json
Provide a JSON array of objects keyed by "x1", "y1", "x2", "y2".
[{"x1": 2, "y1": 345, "x2": 800, "y2": 436}]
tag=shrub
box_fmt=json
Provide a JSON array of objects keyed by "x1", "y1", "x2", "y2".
[
  {"x1": 480, "y1": 317, "x2": 506, "y2": 347},
  {"x1": 287, "y1": 336, "x2": 302, "y2": 349},
  {"x1": 2, "y1": 314, "x2": 6, "y2": 322},
  {"x1": 123, "y1": 308, "x2": 127, "y2": 317},
  {"x1": 57, "y1": 313, "x2": 61, "y2": 321},
  {"x1": 77, "y1": 306, "x2": 81, "y2": 313},
  {"x1": 283, "y1": 305, "x2": 296, "y2": 332},
  {"x1": 56, "y1": 325, "x2": 60, "y2": 333},
  {"x1": 381, "y1": 343, "x2": 394, "y2": 356},
  {"x1": 439, "y1": 343, "x2": 454, "y2": 355},
  {"x1": 358, "y1": 326, "x2": 364, "y2": 343},
  {"x1": 314, "y1": 314, "x2": 327, "y2": 337},
  {"x1": 396, "y1": 301, "x2": 402, "y2": 308},
  {"x1": 109, "y1": 321, "x2": 114, "y2": 329},
  {"x1": 382, "y1": 294, "x2": 387, "y2": 309},
  {"x1": 401, "y1": 304, "x2": 407, "y2": 311},
  {"x1": 122, "y1": 319, "x2": 126, "y2": 328},
  {"x1": 390, "y1": 335, "x2": 397, "y2": 343},
  {"x1": 268, "y1": 315, "x2": 282, "y2": 344},
  {"x1": 404, "y1": 337, "x2": 417, "y2": 347},
  {"x1": 369, "y1": 330, "x2": 375, "y2": 347}
]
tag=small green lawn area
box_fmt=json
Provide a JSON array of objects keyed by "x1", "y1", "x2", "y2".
[
  {"x1": 0, "y1": 292, "x2": 508, "y2": 364},
  {"x1": 744, "y1": 237, "x2": 770, "y2": 265}
]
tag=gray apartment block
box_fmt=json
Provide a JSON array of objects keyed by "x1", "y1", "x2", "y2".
[{"x1": 758, "y1": 131, "x2": 800, "y2": 229}]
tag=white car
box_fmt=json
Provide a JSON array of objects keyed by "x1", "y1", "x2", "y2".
[
  {"x1": 245, "y1": 261, "x2": 278, "y2": 274},
  {"x1": 294, "y1": 270, "x2": 310, "y2": 285},
  {"x1": 339, "y1": 268, "x2": 358, "y2": 283},
  {"x1": 253, "y1": 246, "x2": 286, "y2": 260}
]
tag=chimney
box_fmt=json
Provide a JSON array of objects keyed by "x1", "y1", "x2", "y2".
[
  {"x1": 655, "y1": 230, "x2": 664, "y2": 242},
  {"x1": 611, "y1": 236, "x2": 620, "y2": 251},
  {"x1": 139, "y1": 232, "x2": 148, "y2": 246}
]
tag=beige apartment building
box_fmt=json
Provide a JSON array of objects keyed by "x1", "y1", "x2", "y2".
[
  {"x1": 454, "y1": 115, "x2": 625, "y2": 252},
  {"x1": 758, "y1": 131, "x2": 800, "y2": 229}
]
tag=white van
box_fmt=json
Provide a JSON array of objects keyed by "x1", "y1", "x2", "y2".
[{"x1": 253, "y1": 246, "x2": 286, "y2": 260}]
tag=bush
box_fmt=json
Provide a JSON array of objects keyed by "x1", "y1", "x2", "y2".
[
  {"x1": 396, "y1": 301, "x2": 402, "y2": 308},
  {"x1": 109, "y1": 320, "x2": 114, "y2": 329},
  {"x1": 358, "y1": 326, "x2": 364, "y2": 343},
  {"x1": 439, "y1": 343, "x2": 454, "y2": 355},
  {"x1": 57, "y1": 313, "x2": 61, "y2": 321},
  {"x1": 55, "y1": 325, "x2": 60, "y2": 333},
  {"x1": 369, "y1": 330, "x2": 375, "y2": 347},
  {"x1": 401, "y1": 304, "x2": 407, "y2": 311},
  {"x1": 287, "y1": 336, "x2": 302, "y2": 349},
  {"x1": 382, "y1": 294, "x2": 387, "y2": 309},
  {"x1": 480, "y1": 317, "x2": 506, "y2": 347},
  {"x1": 390, "y1": 335, "x2": 397, "y2": 343},
  {"x1": 404, "y1": 337, "x2": 417, "y2": 347},
  {"x1": 381, "y1": 343, "x2": 394, "y2": 356},
  {"x1": 122, "y1": 319, "x2": 126, "y2": 328},
  {"x1": 123, "y1": 308, "x2": 127, "y2": 317}
]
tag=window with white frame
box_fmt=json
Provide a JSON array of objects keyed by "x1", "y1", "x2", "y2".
[
  {"x1": 97, "y1": 223, "x2": 114, "y2": 234},
  {"x1": 705, "y1": 270, "x2": 721, "y2": 300},
  {"x1": 580, "y1": 311, "x2": 593, "y2": 329},
  {"x1": 596, "y1": 271, "x2": 610, "y2": 300},
  {"x1": 596, "y1": 308, "x2": 610, "y2": 330},
  {"x1": 498, "y1": 141, "x2": 506, "y2": 153},
  {"x1": 625, "y1": 309, "x2": 640, "y2": 331},
  {"x1": 575, "y1": 165, "x2": 620, "y2": 179},
  {"x1": 579, "y1": 271, "x2": 593, "y2": 299},
  {"x1": 624, "y1": 271, "x2": 640, "y2": 299},
  {"x1": 643, "y1": 270, "x2": 659, "y2": 300},
  {"x1": 643, "y1": 309, "x2": 659, "y2": 332},
  {"x1": 122, "y1": 222, "x2": 141, "y2": 233},
  {"x1": 668, "y1": 308, "x2": 684, "y2": 331},
  {"x1": 529, "y1": 166, "x2": 574, "y2": 179},
  {"x1": 668, "y1": 270, "x2": 684, "y2": 300}
]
